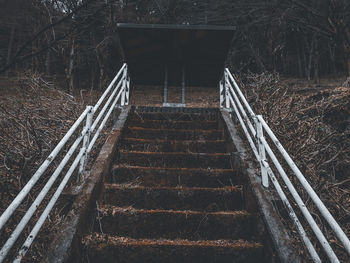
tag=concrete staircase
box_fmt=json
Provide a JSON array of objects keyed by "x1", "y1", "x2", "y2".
[{"x1": 82, "y1": 107, "x2": 265, "y2": 263}]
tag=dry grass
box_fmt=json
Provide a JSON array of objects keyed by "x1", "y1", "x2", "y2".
[
  {"x1": 0, "y1": 72, "x2": 107, "y2": 262},
  {"x1": 235, "y1": 72, "x2": 350, "y2": 261}
]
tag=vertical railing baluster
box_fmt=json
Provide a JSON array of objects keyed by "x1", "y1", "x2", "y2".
[
  {"x1": 219, "y1": 79, "x2": 224, "y2": 108},
  {"x1": 255, "y1": 115, "x2": 268, "y2": 187},
  {"x1": 78, "y1": 106, "x2": 94, "y2": 180},
  {"x1": 224, "y1": 71, "x2": 230, "y2": 108},
  {"x1": 121, "y1": 65, "x2": 127, "y2": 106},
  {"x1": 125, "y1": 75, "x2": 130, "y2": 105}
]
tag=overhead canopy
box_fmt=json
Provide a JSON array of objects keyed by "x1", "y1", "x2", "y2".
[{"x1": 117, "y1": 23, "x2": 235, "y2": 87}]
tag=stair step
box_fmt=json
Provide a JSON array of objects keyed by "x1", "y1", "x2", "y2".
[
  {"x1": 121, "y1": 138, "x2": 227, "y2": 153},
  {"x1": 95, "y1": 205, "x2": 254, "y2": 240},
  {"x1": 117, "y1": 151, "x2": 231, "y2": 169},
  {"x1": 127, "y1": 120, "x2": 219, "y2": 130},
  {"x1": 82, "y1": 234, "x2": 264, "y2": 263},
  {"x1": 103, "y1": 184, "x2": 243, "y2": 211},
  {"x1": 131, "y1": 112, "x2": 219, "y2": 121},
  {"x1": 109, "y1": 165, "x2": 238, "y2": 187},
  {"x1": 126, "y1": 127, "x2": 224, "y2": 140}
]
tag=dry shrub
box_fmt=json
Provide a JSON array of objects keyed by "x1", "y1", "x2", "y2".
[
  {"x1": 0, "y1": 73, "x2": 82, "y2": 208},
  {"x1": 236, "y1": 71, "x2": 350, "y2": 260},
  {"x1": 0, "y1": 72, "x2": 113, "y2": 262},
  {"x1": 0, "y1": 72, "x2": 84, "y2": 262}
]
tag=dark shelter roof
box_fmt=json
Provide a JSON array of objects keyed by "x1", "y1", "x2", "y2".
[{"x1": 117, "y1": 23, "x2": 235, "y2": 87}]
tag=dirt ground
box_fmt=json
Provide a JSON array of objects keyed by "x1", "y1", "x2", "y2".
[
  {"x1": 130, "y1": 85, "x2": 219, "y2": 107},
  {"x1": 130, "y1": 76, "x2": 348, "y2": 107}
]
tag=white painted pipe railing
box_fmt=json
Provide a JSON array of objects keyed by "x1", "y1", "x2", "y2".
[
  {"x1": 220, "y1": 68, "x2": 350, "y2": 262},
  {"x1": 0, "y1": 63, "x2": 130, "y2": 263}
]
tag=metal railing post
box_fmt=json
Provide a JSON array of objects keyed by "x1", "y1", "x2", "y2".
[
  {"x1": 121, "y1": 65, "x2": 127, "y2": 106},
  {"x1": 78, "y1": 106, "x2": 94, "y2": 179},
  {"x1": 224, "y1": 71, "x2": 230, "y2": 108},
  {"x1": 219, "y1": 79, "x2": 224, "y2": 108},
  {"x1": 255, "y1": 115, "x2": 268, "y2": 188},
  {"x1": 125, "y1": 76, "x2": 130, "y2": 105}
]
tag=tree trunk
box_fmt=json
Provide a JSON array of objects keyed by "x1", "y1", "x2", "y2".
[
  {"x1": 342, "y1": 43, "x2": 350, "y2": 77},
  {"x1": 96, "y1": 50, "x2": 104, "y2": 90},
  {"x1": 328, "y1": 41, "x2": 336, "y2": 74},
  {"x1": 5, "y1": 26, "x2": 15, "y2": 77},
  {"x1": 91, "y1": 68, "x2": 96, "y2": 91},
  {"x1": 45, "y1": 45, "x2": 51, "y2": 75},
  {"x1": 306, "y1": 34, "x2": 316, "y2": 81},
  {"x1": 314, "y1": 37, "x2": 320, "y2": 83},
  {"x1": 66, "y1": 38, "x2": 75, "y2": 94},
  {"x1": 44, "y1": 1, "x2": 54, "y2": 76},
  {"x1": 99, "y1": 65, "x2": 104, "y2": 90},
  {"x1": 347, "y1": 51, "x2": 350, "y2": 77},
  {"x1": 344, "y1": 29, "x2": 350, "y2": 77},
  {"x1": 302, "y1": 51, "x2": 307, "y2": 78},
  {"x1": 297, "y1": 48, "x2": 303, "y2": 77}
]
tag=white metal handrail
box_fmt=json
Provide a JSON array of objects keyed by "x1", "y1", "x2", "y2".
[
  {"x1": 0, "y1": 63, "x2": 130, "y2": 263},
  {"x1": 220, "y1": 68, "x2": 350, "y2": 263}
]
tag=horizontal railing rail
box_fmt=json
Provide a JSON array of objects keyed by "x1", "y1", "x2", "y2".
[
  {"x1": 220, "y1": 68, "x2": 350, "y2": 263},
  {"x1": 0, "y1": 63, "x2": 130, "y2": 263}
]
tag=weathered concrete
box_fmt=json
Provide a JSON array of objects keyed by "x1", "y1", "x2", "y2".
[
  {"x1": 126, "y1": 127, "x2": 224, "y2": 140},
  {"x1": 121, "y1": 138, "x2": 228, "y2": 153},
  {"x1": 82, "y1": 234, "x2": 264, "y2": 263},
  {"x1": 80, "y1": 107, "x2": 271, "y2": 263},
  {"x1": 127, "y1": 119, "x2": 219, "y2": 129},
  {"x1": 42, "y1": 106, "x2": 130, "y2": 263},
  {"x1": 109, "y1": 165, "x2": 238, "y2": 188},
  {"x1": 221, "y1": 109, "x2": 301, "y2": 263},
  {"x1": 95, "y1": 205, "x2": 254, "y2": 240},
  {"x1": 118, "y1": 151, "x2": 232, "y2": 168},
  {"x1": 103, "y1": 184, "x2": 243, "y2": 211},
  {"x1": 43, "y1": 106, "x2": 300, "y2": 263}
]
